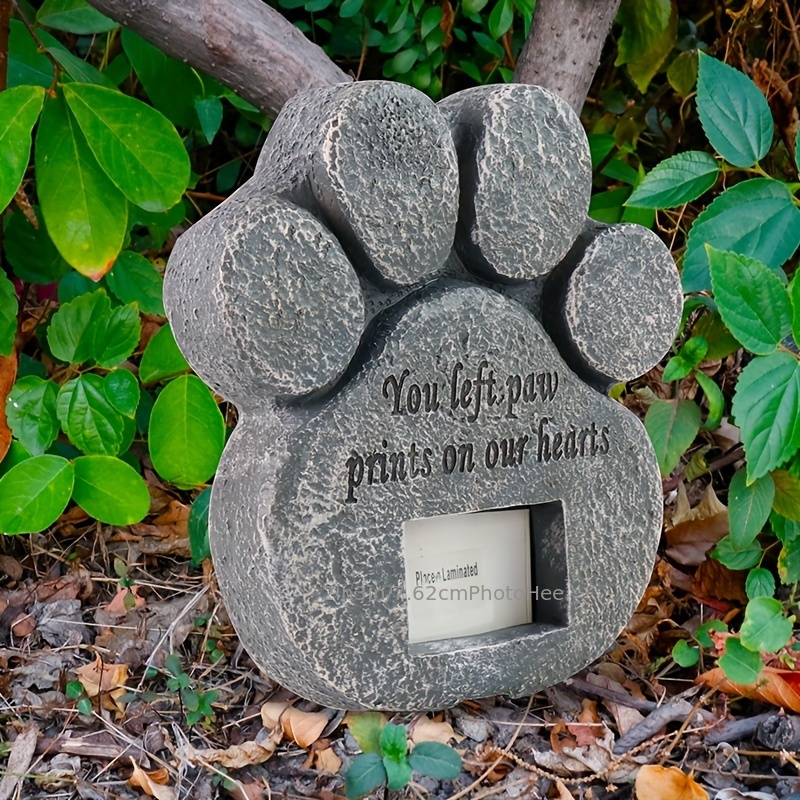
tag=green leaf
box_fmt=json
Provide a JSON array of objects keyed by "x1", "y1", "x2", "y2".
[
  {"x1": 6, "y1": 377, "x2": 59, "y2": 456},
  {"x1": 488, "y1": 0, "x2": 513, "y2": 39},
  {"x1": 345, "y1": 753, "x2": 386, "y2": 800},
  {"x1": 719, "y1": 636, "x2": 762, "y2": 684},
  {"x1": 667, "y1": 50, "x2": 697, "y2": 96},
  {"x1": 662, "y1": 336, "x2": 708, "y2": 382},
  {"x1": 38, "y1": 0, "x2": 116, "y2": 33},
  {"x1": 732, "y1": 352, "x2": 800, "y2": 481},
  {"x1": 696, "y1": 619, "x2": 726, "y2": 648},
  {"x1": 711, "y1": 535, "x2": 763, "y2": 570},
  {"x1": 790, "y1": 274, "x2": 800, "y2": 350},
  {"x1": 9, "y1": 20, "x2": 53, "y2": 90},
  {"x1": 64, "y1": 84, "x2": 190, "y2": 213},
  {"x1": 59, "y1": 272, "x2": 99, "y2": 304},
  {"x1": 106, "y1": 251, "x2": 165, "y2": 316},
  {"x1": 103, "y1": 370, "x2": 140, "y2": 419},
  {"x1": 72, "y1": 455, "x2": 149, "y2": 525},
  {"x1": 0, "y1": 273, "x2": 16, "y2": 358},
  {"x1": 708, "y1": 248, "x2": 791, "y2": 355},
  {"x1": 682, "y1": 179, "x2": 800, "y2": 293},
  {"x1": 694, "y1": 371, "x2": 724, "y2": 432},
  {"x1": 728, "y1": 469, "x2": 774, "y2": 549},
  {"x1": 93, "y1": 303, "x2": 141, "y2": 368},
  {"x1": 697, "y1": 53, "x2": 773, "y2": 168},
  {"x1": 778, "y1": 540, "x2": 800, "y2": 584},
  {"x1": 624, "y1": 4, "x2": 676, "y2": 93},
  {"x1": 66, "y1": 680, "x2": 84, "y2": 699},
  {"x1": 77, "y1": 697, "x2": 93, "y2": 715},
  {"x1": 3, "y1": 207, "x2": 70, "y2": 284},
  {"x1": 644, "y1": 399, "x2": 701, "y2": 477},
  {"x1": 772, "y1": 511, "x2": 800, "y2": 545},
  {"x1": 35, "y1": 93, "x2": 127, "y2": 279},
  {"x1": 379, "y1": 723, "x2": 408, "y2": 762},
  {"x1": 740, "y1": 596, "x2": 794, "y2": 653},
  {"x1": 0, "y1": 85, "x2": 45, "y2": 213},
  {"x1": 692, "y1": 312, "x2": 741, "y2": 361},
  {"x1": 627, "y1": 152, "x2": 719, "y2": 209},
  {"x1": 348, "y1": 712, "x2": 386, "y2": 755},
  {"x1": 615, "y1": 0, "x2": 671, "y2": 65},
  {"x1": 121, "y1": 29, "x2": 204, "y2": 129},
  {"x1": 0, "y1": 440, "x2": 32, "y2": 479},
  {"x1": 672, "y1": 639, "x2": 699, "y2": 667},
  {"x1": 383, "y1": 756, "x2": 412, "y2": 791},
  {"x1": 421, "y1": 6, "x2": 442, "y2": 38},
  {"x1": 148, "y1": 375, "x2": 225, "y2": 488},
  {"x1": 47, "y1": 290, "x2": 111, "y2": 364},
  {"x1": 771, "y1": 470, "x2": 800, "y2": 521},
  {"x1": 408, "y1": 742, "x2": 462, "y2": 779},
  {"x1": 188, "y1": 486, "x2": 212, "y2": 566},
  {"x1": 194, "y1": 97, "x2": 223, "y2": 145},
  {"x1": 0, "y1": 455, "x2": 74, "y2": 534},
  {"x1": 139, "y1": 324, "x2": 190, "y2": 383},
  {"x1": 745, "y1": 567, "x2": 775, "y2": 600},
  {"x1": 57, "y1": 374, "x2": 125, "y2": 455}
]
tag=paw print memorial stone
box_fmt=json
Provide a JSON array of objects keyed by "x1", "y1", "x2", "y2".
[{"x1": 165, "y1": 81, "x2": 682, "y2": 711}]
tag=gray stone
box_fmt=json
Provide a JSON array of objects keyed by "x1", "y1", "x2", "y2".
[
  {"x1": 438, "y1": 84, "x2": 592, "y2": 283},
  {"x1": 542, "y1": 224, "x2": 683, "y2": 388},
  {"x1": 164, "y1": 79, "x2": 681, "y2": 711}
]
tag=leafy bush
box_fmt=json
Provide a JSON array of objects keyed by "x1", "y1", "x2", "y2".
[{"x1": 634, "y1": 54, "x2": 800, "y2": 680}]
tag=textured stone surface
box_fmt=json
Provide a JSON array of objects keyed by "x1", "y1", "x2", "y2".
[
  {"x1": 256, "y1": 82, "x2": 458, "y2": 288},
  {"x1": 438, "y1": 84, "x2": 592, "y2": 283},
  {"x1": 542, "y1": 224, "x2": 683, "y2": 388},
  {"x1": 164, "y1": 79, "x2": 681, "y2": 710}
]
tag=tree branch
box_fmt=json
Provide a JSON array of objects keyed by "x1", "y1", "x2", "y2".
[
  {"x1": 514, "y1": 0, "x2": 621, "y2": 113},
  {"x1": 84, "y1": 0, "x2": 350, "y2": 118}
]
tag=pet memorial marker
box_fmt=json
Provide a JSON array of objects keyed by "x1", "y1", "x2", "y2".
[{"x1": 165, "y1": 81, "x2": 682, "y2": 711}]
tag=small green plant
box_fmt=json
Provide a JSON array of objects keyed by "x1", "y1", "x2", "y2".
[
  {"x1": 165, "y1": 653, "x2": 218, "y2": 727},
  {"x1": 345, "y1": 714, "x2": 461, "y2": 800},
  {"x1": 65, "y1": 679, "x2": 93, "y2": 716},
  {"x1": 639, "y1": 53, "x2": 800, "y2": 683}
]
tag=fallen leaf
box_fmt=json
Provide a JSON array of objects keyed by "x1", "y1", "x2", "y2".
[
  {"x1": 313, "y1": 746, "x2": 342, "y2": 773},
  {"x1": 566, "y1": 700, "x2": 605, "y2": 747},
  {"x1": 696, "y1": 667, "x2": 800, "y2": 713},
  {"x1": 554, "y1": 779, "x2": 574, "y2": 799},
  {"x1": 76, "y1": 655, "x2": 129, "y2": 712},
  {"x1": 635, "y1": 765, "x2": 708, "y2": 800},
  {"x1": 0, "y1": 724, "x2": 37, "y2": 800},
  {"x1": 103, "y1": 586, "x2": 146, "y2": 617},
  {"x1": 179, "y1": 728, "x2": 282, "y2": 768},
  {"x1": 585, "y1": 673, "x2": 645, "y2": 737},
  {"x1": 666, "y1": 484, "x2": 728, "y2": 566},
  {"x1": 411, "y1": 715, "x2": 462, "y2": 744},
  {"x1": 691, "y1": 559, "x2": 746, "y2": 604},
  {"x1": 260, "y1": 701, "x2": 329, "y2": 748},
  {"x1": 439, "y1": 0, "x2": 454, "y2": 47},
  {"x1": 130, "y1": 759, "x2": 175, "y2": 800},
  {"x1": 0, "y1": 354, "x2": 16, "y2": 463}
]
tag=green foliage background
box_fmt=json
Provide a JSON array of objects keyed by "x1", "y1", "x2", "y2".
[{"x1": 1, "y1": 0, "x2": 799, "y2": 685}]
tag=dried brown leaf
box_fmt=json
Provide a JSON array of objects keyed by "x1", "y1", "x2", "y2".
[
  {"x1": 76, "y1": 655, "x2": 129, "y2": 712},
  {"x1": 696, "y1": 667, "x2": 800, "y2": 713},
  {"x1": 180, "y1": 729, "x2": 282, "y2": 768},
  {"x1": 0, "y1": 354, "x2": 16, "y2": 463},
  {"x1": 411, "y1": 715, "x2": 462, "y2": 745},
  {"x1": 691, "y1": 559, "x2": 746, "y2": 604},
  {"x1": 635, "y1": 765, "x2": 708, "y2": 800},
  {"x1": 313, "y1": 747, "x2": 342, "y2": 774},
  {"x1": 0, "y1": 724, "x2": 37, "y2": 800},
  {"x1": 260, "y1": 701, "x2": 328, "y2": 748},
  {"x1": 666, "y1": 485, "x2": 728, "y2": 566},
  {"x1": 129, "y1": 759, "x2": 175, "y2": 800}
]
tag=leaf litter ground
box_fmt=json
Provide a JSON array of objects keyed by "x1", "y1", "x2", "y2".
[{"x1": 2, "y1": 379, "x2": 800, "y2": 800}]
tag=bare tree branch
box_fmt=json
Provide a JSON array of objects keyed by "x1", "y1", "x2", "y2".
[
  {"x1": 85, "y1": 0, "x2": 350, "y2": 118},
  {"x1": 514, "y1": 0, "x2": 621, "y2": 113}
]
